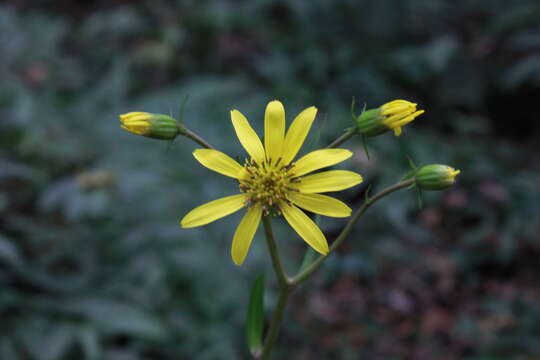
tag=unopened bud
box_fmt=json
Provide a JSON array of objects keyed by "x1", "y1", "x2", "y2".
[
  {"x1": 416, "y1": 164, "x2": 461, "y2": 190},
  {"x1": 356, "y1": 100, "x2": 424, "y2": 137},
  {"x1": 119, "y1": 112, "x2": 182, "y2": 140}
]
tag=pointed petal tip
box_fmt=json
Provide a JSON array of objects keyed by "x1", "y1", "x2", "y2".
[
  {"x1": 231, "y1": 256, "x2": 244, "y2": 266},
  {"x1": 179, "y1": 219, "x2": 191, "y2": 228}
]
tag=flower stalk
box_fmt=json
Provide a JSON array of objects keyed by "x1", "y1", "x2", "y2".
[
  {"x1": 262, "y1": 216, "x2": 290, "y2": 287},
  {"x1": 182, "y1": 127, "x2": 215, "y2": 149}
]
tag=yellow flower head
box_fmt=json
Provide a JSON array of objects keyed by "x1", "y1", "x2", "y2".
[
  {"x1": 379, "y1": 100, "x2": 424, "y2": 136},
  {"x1": 119, "y1": 112, "x2": 180, "y2": 140},
  {"x1": 416, "y1": 164, "x2": 461, "y2": 190},
  {"x1": 180, "y1": 100, "x2": 363, "y2": 265}
]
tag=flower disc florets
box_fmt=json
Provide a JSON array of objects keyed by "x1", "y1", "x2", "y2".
[{"x1": 239, "y1": 158, "x2": 298, "y2": 215}]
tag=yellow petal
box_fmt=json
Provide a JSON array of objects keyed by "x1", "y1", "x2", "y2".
[
  {"x1": 282, "y1": 106, "x2": 317, "y2": 165},
  {"x1": 121, "y1": 124, "x2": 148, "y2": 135},
  {"x1": 231, "y1": 205, "x2": 262, "y2": 265},
  {"x1": 230, "y1": 110, "x2": 265, "y2": 163},
  {"x1": 393, "y1": 127, "x2": 402, "y2": 136},
  {"x1": 280, "y1": 202, "x2": 329, "y2": 255},
  {"x1": 193, "y1": 149, "x2": 244, "y2": 179},
  {"x1": 120, "y1": 112, "x2": 148, "y2": 123},
  {"x1": 264, "y1": 100, "x2": 285, "y2": 162},
  {"x1": 292, "y1": 149, "x2": 352, "y2": 177},
  {"x1": 180, "y1": 194, "x2": 246, "y2": 228},
  {"x1": 288, "y1": 193, "x2": 351, "y2": 218},
  {"x1": 294, "y1": 170, "x2": 363, "y2": 193}
]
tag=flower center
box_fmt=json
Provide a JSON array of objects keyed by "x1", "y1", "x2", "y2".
[{"x1": 238, "y1": 158, "x2": 299, "y2": 214}]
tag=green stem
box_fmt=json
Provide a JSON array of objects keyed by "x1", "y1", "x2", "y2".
[
  {"x1": 182, "y1": 127, "x2": 215, "y2": 149},
  {"x1": 292, "y1": 178, "x2": 415, "y2": 284},
  {"x1": 262, "y1": 216, "x2": 290, "y2": 287},
  {"x1": 326, "y1": 127, "x2": 357, "y2": 148},
  {"x1": 259, "y1": 287, "x2": 292, "y2": 360},
  {"x1": 258, "y1": 216, "x2": 292, "y2": 360}
]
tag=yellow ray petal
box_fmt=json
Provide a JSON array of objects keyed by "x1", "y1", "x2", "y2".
[
  {"x1": 292, "y1": 149, "x2": 352, "y2": 177},
  {"x1": 231, "y1": 204, "x2": 262, "y2": 265},
  {"x1": 193, "y1": 149, "x2": 244, "y2": 179},
  {"x1": 293, "y1": 170, "x2": 363, "y2": 193},
  {"x1": 180, "y1": 194, "x2": 246, "y2": 228},
  {"x1": 288, "y1": 193, "x2": 351, "y2": 218},
  {"x1": 230, "y1": 110, "x2": 265, "y2": 163},
  {"x1": 280, "y1": 202, "x2": 329, "y2": 255},
  {"x1": 264, "y1": 100, "x2": 285, "y2": 162},
  {"x1": 282, "y1": 106, "x2": 317, "y2": 165}
]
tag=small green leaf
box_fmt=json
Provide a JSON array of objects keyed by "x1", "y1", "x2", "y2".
[
  {"x1": 361, "y1": 134, "x2": 370, "y2": 160},
  {"x1": 400, "y1": 168, "x2": 418, "y2": 182},
  {"x1": 416, "y1": 186, "x2": 424, "y2": 209},
  {"x1": 364, "y1": 183, "x2": 373, "y2": 202},
  {"x1": 406, "y1": 155, "x2": 417, "y2": 170},
  {"x1": 350, "y1": 96, "x2": 357, "y2": 120},
  {"x1": 400, "y1": 158, "x2": 419, "y2": 182},
  {"x1": 246, "y1": 274, "x2": 265, "y2": 355},
  {"x1": 178, "y1": 94, "x2": 189, "y2": 125}
]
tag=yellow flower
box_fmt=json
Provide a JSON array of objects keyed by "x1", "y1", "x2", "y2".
[
  {"x1": 119, "y1": 112, "x2": 180, "y2": 140},
  {"x1": 379, "y1": 100, "x2": 424, "y2": 136},
  {"x1": 180, "y1": 100, "x2": 363, "y2": 265}
]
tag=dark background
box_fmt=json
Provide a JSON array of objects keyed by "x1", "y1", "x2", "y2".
[{"x1": 1, "y1": 1, "x2": 540, "y2": 359}]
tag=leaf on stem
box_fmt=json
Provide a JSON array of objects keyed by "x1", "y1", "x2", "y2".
[{"x1": 246, "y1": 274, "x2": 265, "y2": 355}]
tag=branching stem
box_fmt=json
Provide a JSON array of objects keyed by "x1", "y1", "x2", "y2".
[{"x1": 182, "y1": 127, "x2": 215, "y2": 149}]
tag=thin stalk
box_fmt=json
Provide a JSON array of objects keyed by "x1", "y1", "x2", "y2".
[
  {"x1": 259, "y1": 287, "x2": 292, "y2": 360},
  {"x1": 326, "y1": 127, "x2": 357, "y2": 148},
  {"x1": 292, "y1": 178, "x2": 416, "y2": 284},
  {"x1": 182, "y1": 127, "x2": 215, "y2": 149},
  {"x1": 262, "y1": 216, "x2": 290, "y2": 287}
]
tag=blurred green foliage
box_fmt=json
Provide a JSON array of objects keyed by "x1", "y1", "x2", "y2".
[{"x1": 1, "y1": 0, "x2": 539, "y2": 359}]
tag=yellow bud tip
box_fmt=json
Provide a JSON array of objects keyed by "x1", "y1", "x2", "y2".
[
  {"x1": 449, "y1": 169, "x2": 461, "y2": 179},
  {"x1": 119, "y1": 112, "x2": 153, "y2": 136}
]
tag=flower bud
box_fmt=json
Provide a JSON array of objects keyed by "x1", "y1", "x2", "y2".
[
  {"x1": 355, "y1": 100, "x2": 424, "y2": 137},
  {"x1": 416, "y1": 164, "x2": 461, "y2": 190},
  {"x1": 119, "y1": 112, "x2": 182, "y2": 140}
]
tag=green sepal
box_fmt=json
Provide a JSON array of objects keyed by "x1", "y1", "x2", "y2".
[
  {"x1": 148, "y1": 114, "x2": 180, "y2": 140},
  {"x1": 246, "y1": 274, "x2": 265, "y2": 356},
  {"x1": 355, "y1": 108, "x2": 387, "y2": 137}
]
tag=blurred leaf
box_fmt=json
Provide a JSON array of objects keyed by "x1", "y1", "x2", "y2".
[
  {"x1": 69, "y1": 299, "x2": 166, "y2": 340},
  {"x1": 77, "y1": 327, "x2": 101, "y2": 360},
  {"x1": 246, "y1": 274, "x2": 265, "y2": 355},
  {"x1": 0, "y1": 234, "x2": 21, "y2": 266}
]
